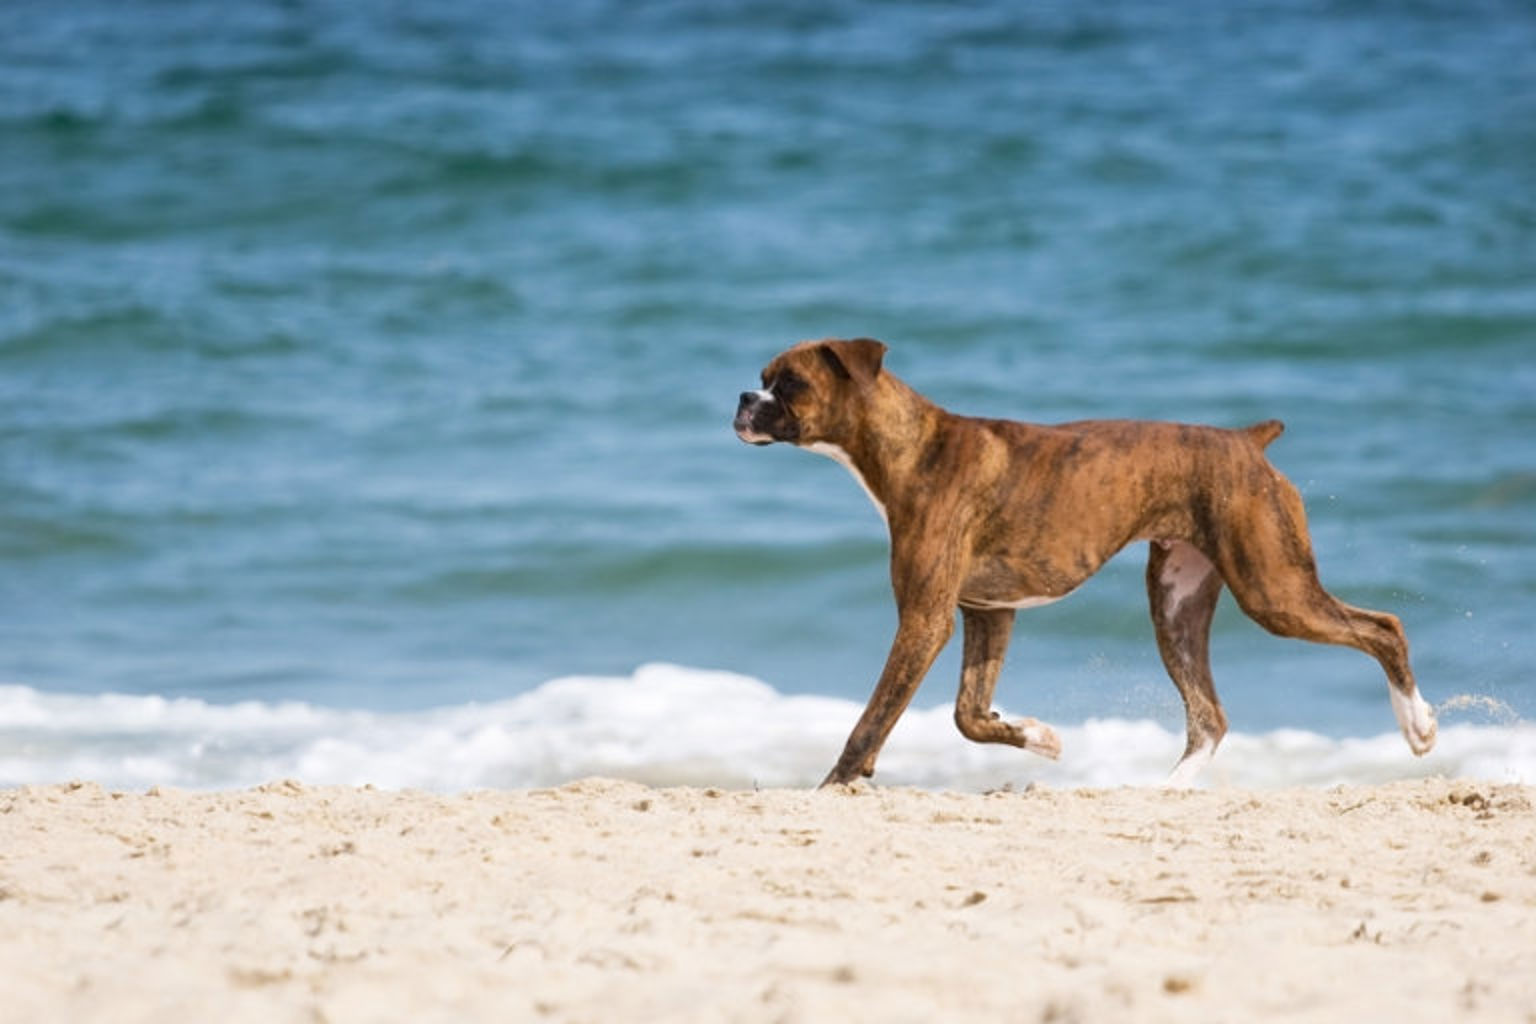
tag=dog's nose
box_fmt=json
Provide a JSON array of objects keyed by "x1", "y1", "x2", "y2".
[{"x1": 739, "y1": 391, "x2": 759, "y2": 409}]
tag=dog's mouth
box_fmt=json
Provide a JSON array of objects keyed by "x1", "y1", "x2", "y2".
[
  {"x1": 735, "y1": 391, "x2": 783, "y2": 445},
  {"x1": 734, "y1": 415, "x2": 775, "y2": 446}
]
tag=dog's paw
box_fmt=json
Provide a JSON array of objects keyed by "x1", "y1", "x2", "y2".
[
  {"x1": 1015, "y1": 718, "x2": 1062, "y2": 760},
  {"x1": 1392, "y1": 687, "x2": 1437, "y2": 756},
  {"x1": 1165, "y1": 740, "x2": 1217, "y2": 788}
]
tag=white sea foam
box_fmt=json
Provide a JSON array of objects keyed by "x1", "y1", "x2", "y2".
[{"x1": 1, "y1": 664, "x2": 1531, "y2": 792}]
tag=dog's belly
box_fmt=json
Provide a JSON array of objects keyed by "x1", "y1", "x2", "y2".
[
  {"x1": 956, "y1": 551, "x2": 1097, "y2": 612},
  {"x1": 957, "y1": 567, "x2": 1082, "y2": 612},
  {"x1": 957, "y1": 592, "x2": 1069, "y2": 611}
]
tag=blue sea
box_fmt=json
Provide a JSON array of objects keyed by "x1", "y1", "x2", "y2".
[{"x1": 2, "y1": 0, "x2": 1533, "y2": 791}]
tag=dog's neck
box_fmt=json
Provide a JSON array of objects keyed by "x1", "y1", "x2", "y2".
[{"x1": 812, "y1": 373, "x2": 949, "y2": 525}]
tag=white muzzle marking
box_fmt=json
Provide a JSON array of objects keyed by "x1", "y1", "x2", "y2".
[{"x1": 736, "y1": 390, "x2": 778, "y2": 444}]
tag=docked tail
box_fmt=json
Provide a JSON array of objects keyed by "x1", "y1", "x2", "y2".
[{"x1": 1243, "y1": 419, "x2": 1285, "y2": 448}]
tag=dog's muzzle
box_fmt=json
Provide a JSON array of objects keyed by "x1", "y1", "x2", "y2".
[{"x1": 734, "y1": 390, "x2": 778, "y2": 445}]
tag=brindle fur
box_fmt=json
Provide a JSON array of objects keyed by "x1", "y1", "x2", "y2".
[{"x1": 736, "y1": 338, "x2": 1434, "y2": 787}]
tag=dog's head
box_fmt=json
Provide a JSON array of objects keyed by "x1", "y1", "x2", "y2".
[{"x1": 734, "y1": 338, "x2": 887, "y2": 447}]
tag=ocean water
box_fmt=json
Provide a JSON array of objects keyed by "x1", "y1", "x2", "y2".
[{"x1": 2, "y1": 0, "x2": 1533, "y2": 791}]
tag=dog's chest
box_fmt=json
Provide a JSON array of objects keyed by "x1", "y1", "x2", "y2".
[{"x1": 807, "y1": 442, "x2": 888, "y2": 524}]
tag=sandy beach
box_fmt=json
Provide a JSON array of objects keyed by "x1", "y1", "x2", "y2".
[{"x1": 2, "y1": 778, "x2": 1533, "y2": 1023}]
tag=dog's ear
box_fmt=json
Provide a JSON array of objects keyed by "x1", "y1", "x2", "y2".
[{"x1": 819, "y1": 338, "x2": 887, "y2": 387}]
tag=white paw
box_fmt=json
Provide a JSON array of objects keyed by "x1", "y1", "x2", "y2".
[
  {"x1": 1165, "y1": 740, "x2": 1216, "y2": 788},
  {"x1": 1391, "y1": 688, "x2": 1437, "y2": 756},
  {"x1": 1016, "y1": 719, "x2": 1062, "y2": 761}
]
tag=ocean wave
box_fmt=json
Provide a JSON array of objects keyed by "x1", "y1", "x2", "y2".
[{"x1": 1, "y1": 665, "x2": 1530, "y2": 793}]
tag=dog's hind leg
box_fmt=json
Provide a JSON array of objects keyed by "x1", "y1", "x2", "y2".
[
  {"x1": 1147, "y1": 540, "x2": 1228, "y2": 786},
  {"x1": 1217, "y1": 477, "x2": 1437, "y2": 757},
  {"x1": 953, "y1": 607, "x2": 1062, "y2": 760},
  {"x1": 1234, "y1": 578, "x2": 1437, "y2": 756}
]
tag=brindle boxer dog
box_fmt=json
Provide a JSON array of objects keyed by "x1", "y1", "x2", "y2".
[{"x1": 734, "y1": 338, "x2": 1437, "y2": 787}]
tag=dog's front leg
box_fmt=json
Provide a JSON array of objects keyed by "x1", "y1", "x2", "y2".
[
  {"x1": 820, "y1": 607, "x2": 955, "y2": 787},
  {"x1": 954, "y1": 607, "x2": 1062, "y2": 760}
]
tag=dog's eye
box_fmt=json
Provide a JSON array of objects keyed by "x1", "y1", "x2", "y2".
[{"x1": 776, "y1": 373, "x2": 808, "y2": 401}]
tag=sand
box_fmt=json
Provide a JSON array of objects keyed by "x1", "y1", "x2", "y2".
[{"x1": 2, "y1": 778, "x2": 1533, "y2": 1023}]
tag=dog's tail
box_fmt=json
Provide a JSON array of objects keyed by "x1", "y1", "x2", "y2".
[{"x1": 1243, "y1": 419, "x2": 1285, "y2": 448}]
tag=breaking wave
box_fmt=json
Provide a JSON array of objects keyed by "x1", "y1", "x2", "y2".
[{"x1": 2, "y1": 665, "x2": 1530, "y2": 792}]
